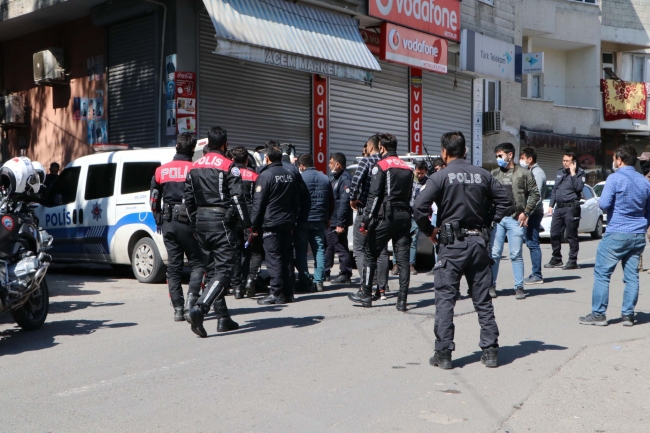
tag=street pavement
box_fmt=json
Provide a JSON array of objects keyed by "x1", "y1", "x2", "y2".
[{"x1": 1, "y1": 237, "x2": 649, "y2": 432}]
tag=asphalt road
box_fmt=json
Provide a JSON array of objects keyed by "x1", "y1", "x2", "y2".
[{"x1": 1, "y1": 237, "x2": 649, "y2": 432}]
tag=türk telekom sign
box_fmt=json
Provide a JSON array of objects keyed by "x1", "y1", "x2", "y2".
[
  {"x1": 380, "y1": 23, "x2": 448, "y2": 73},
  {"x1": 369, "y1": 0, "x2": 461, "y2": 42},
  {"x1": 312, "y1": 75, "x2": 329, "y2": 174}
]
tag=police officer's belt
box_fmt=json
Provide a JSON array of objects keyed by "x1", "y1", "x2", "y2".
[
  {"x1": 197, "y1": 206, "x2": 228, "y2": 214},
  {"x1": 439, "y1": 222, "x2": 489, "y2": 245},
  {"x1": 556, "y1": 201, "x2": 578, "y2": 208}
]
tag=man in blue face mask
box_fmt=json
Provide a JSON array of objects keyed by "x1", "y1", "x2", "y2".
[{"x1": 489, "y1": 143, "x2": 541, "y2": 300}]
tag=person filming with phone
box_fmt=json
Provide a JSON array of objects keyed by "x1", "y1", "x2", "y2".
[{"x1": 545, "y1": 152, "x2": 586, "y2": 270}]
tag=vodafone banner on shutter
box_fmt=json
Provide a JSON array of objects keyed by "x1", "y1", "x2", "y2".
[
  {"x1": 380, "y1": 23, "x2": 448, "y2": 74},
  {"x1": 369, "y1": 0, "x2": 460, "y2": 42},
  {"x1": 312, "y1": 75, "x2": 329, "y2": 174}
]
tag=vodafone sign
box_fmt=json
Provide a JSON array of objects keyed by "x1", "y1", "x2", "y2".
[
  {"x1": 380, "y1": 23, "x2": 448, "y2": 73},
  {"x1": 369, "y1": 0, "x2": 460, "y2": 42}
]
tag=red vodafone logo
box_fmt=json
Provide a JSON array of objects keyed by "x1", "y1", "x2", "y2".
[
  {"x1": 370, "y1": 0, "x2": 461, "y2": 41},
  {"x1": 388, "y1": 29, "x2": 401, "y2": 50}
]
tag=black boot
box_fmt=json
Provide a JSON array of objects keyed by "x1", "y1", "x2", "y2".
[
  {"x1": 429, "y1": 350, "x2": 453, "y2": 370},
  {"x1": 396, "y1": 291, "x2": 408, "y2": 312},
  {"x1": 184, "y1": 293, "x2": 199, "y2": 323},
  {"x1": 481, "y1": 347, "x2": 499, "y2": 368},
  {"x1": 217, "y1": 317, "x2": 239, "y2": 332},
  {"x1": 173, "y1": 306, "x2": 185, "y2": 322},
  {"x1": 245, "y1": 278, "x2": 256, "y2": 298},
  {"x1": 348, "y1": 286, "x2": 373, "y2": 307},
  {"x1": 233, "y1": 286, "x2": 244, "y2": 299},
  {"x1": 187, "y1": 305, "x2": 208, "y2": 338}
]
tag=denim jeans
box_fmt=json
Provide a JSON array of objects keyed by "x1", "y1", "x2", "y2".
[
  {"x1": 409, "y1": 219, "x2": 419, "y2": 265},
  {"x1": 592, "y1": 232, "x2": 646, "y2": 317},
  {"x1": 525, "y1": 212, "x2": 544, "y2": 279},
  {"x1": 490, "y1": 216, "x2": 525, "y2": 288},
  {"x1": 295, "y1": 221, "x2": 326, "y2": 283}
]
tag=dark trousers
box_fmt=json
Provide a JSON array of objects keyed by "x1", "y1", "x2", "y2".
[
  {"x1": 525, "y1": 212, "x2": 544, "y2": 279},
  {"x1": 242, "y1": 231, "x2": 264, "y2": 282},
  {"x1": 194, "y1": 216, "x2": 237, "y2": 318},
  {"x1": 263, "y1": 228, "x2": 294, "y2": 297},
  {"x1": 353, "y1": 212, "x2": 390, "y2": 288},
  {"x1": 433, "y1": 237, "x2": 499, "y2": 351},
  {"x1": 550, "y1": 206, "x2": 579, "y2": 262},
  {"x1": 162, "y1": 219, "x2": 204, "y2": 308},
  {"x1": 231, "y1": 226, "x2": 245, "y2": 290},
  {"x1": 362, "y1": 212, "x2": 411, "y2": 293},
  {"x1": 325, "y1": 228, "x2": 353, "y2": 277}
]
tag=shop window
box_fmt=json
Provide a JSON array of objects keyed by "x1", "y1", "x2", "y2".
[
  {"x1": 484, "y1": 79, "x2": 501, "y2": 112},
  {"x1": 121, "y1": 162, "x2": 160, "y2": 195},
  {"x1": 531, "y1": 75, "x2": 543, "y2": 99},
  {"x1": 85, "y1": 164, "x2": 117, "y2": 200},
  {"x1": 44, "y1": 167, "x2": 81, "y2": 207}
]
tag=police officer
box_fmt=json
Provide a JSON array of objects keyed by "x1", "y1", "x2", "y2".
[
  {"x1": 150, "y1": 132, "x2": 204, "y2": 322},
  {"x1": 250, "y1": 145, "x2": 299, "y2": 305},
  {"x1": 348, "y1": 133, "x2": 413, "y2": 311},
  {"x1": 413, "y1": 132, "x2": 513, "y2": 369},
  {"x1": 184, "y1": 127, "x2": 251, "y2": 338},
  {"x1": 545, "y1": 152, "x2": 585, "y2": 270},
  {"x1": 229, "y1": 146, "x2": 262, "y2": 299}
]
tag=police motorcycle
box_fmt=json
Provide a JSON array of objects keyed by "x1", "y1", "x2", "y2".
[{"x1": 0, "y1": 157, "x2": 53, "y2": 331}]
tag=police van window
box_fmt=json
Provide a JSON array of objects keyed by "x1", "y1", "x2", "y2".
[
  {"x1": 121, "y1": 162, "x2": 160, "y2": 195},
  {"x1": 44, "y1": 166, "x2": 81, "y2": 207},
  {"x1": 85, "y1": 164, "x2": 117, "y2": 200},
  {"x1": 582, "y1": 186, "x2": 593, "y2": 200}
]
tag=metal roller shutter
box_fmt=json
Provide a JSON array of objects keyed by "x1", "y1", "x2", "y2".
[
  {"x1": 198, "y1": 12, "x2": 311, "y2": 154},
  {"x1": 422, "y1": 72, "x2": 472, "y2": 156},
  {"x1": 535, "y1": 148, "x2": 565, "y2": 181},
  {"x1": 329, "y1": 61, "x2": 409, "y2": 163},
  {"x1": 108, "y1": 14, "x2": 158, "y2": 148}
]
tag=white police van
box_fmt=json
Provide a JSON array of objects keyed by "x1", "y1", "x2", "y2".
[{"x1": 35, "y1": 142, "x2": 207, "y2": 284}]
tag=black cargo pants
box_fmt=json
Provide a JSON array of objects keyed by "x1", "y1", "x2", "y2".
[
  {"x1": 353, "y1": 211, "x2": 390, "y2": 289},
  {"x1": 241, "y1": 229, "x2": 264, "y2": 283},
  {"x1": 362, "y1": 211, "x2": 411, "y2": 293},
  {"x1": 433, "y1": 236, "x2": 499, "y2": 351},
  {"x1": 550, "y1": 205, "x2": 580, "y2": 262},
  {"x1": 162, "y1": 219, "x2": 204, "y2": 308},
  {"x1": 263, "y1": 227, "x2": 294, "y2": 298},
  {"x1": 194, "y1": 210, "x2": 237, "y2": 318}
]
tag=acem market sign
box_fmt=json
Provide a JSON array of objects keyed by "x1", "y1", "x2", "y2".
[{"x1": 369, "y1": 0, "x2": 461, "y2": 42}]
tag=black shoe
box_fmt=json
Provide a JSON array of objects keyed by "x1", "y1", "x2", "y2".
[
  {"x1": 184, "y1": 294, "x2": 199, "y2": 323},
  {"x1": 371, "y1": 288, "x2": 381, "y2": 301},
  {"x1": 173, "y1": 306, "x2": 185, "y2": 322},
  {"x1": 622, "y1": 314, "x2": 634, "y2": 327},
  {"x1": 481, "y1": 347, "x2": 499, "y2": 368},
  {"x1": 562, "y1": 261, "x2": 578, "y2": 270},
  {"x1": 324, "y1": 272, "x2": 331, "y2": 282},
  {"x1": 429, "y1": 350, "x2": 453, "y2": 370},
  {"x1": 295, "y1": 281, "x2": 313, "y2": 294},
  {"x1": 579, "y1": 313, "x2": 608, "y2": 326},
  {"x1": 331, "y1": 274, "x2": 352, "y2": 284},
  {"x1": 233, "y1": 287, "x2": 244, "y2": 299},
  {"x1": 315, "y1": 282, "x2": 324, "y2": 292},
  {"x1": 348, "y1": 288, "x2": 372, "y2": 307},
  {"x1": 285, "y1": 293, "x2": 296, "y2": 303},
  {"x1": 257, "y1": 294, "x2": 287, "y2": 305},
  {"x1": 488, "y1": 286, "x2": 497, "y2": 298},
  {"x1": 245, "y1": 279, "x2": 256, "y2": 298},
  {"x1": 396, "y1": 293, "x2": 408, "y2": 312},
  {"x1": 544, "y1": 260, "x2": 564, "y2": 269},
  {"x1": 188, "y1": 306, "x2": 207, "y2": 338},
  {"x1": 454, "y1": 290, "x2": 461, "y2": 301},
  {"x1": 515, "y1": 287, "x2": 526, "y2": 300},
  {"x1": 217, "y1": 317, "x2": 239, "y2": 332}
]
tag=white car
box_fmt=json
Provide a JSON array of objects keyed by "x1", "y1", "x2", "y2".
[
  {"x1": 540, "y1": 181, "x2": 604, "y2": 239},
  {"x1": 592, "y1": 181, "x2": 607, "y2": 224}
]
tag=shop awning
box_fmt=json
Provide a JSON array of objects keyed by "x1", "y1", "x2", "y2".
[{"x1": 202, "y1": 0, "x2": 381, "y2": 82}]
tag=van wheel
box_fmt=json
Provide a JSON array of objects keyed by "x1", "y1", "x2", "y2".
[{"x1": 132, "y1": 238, "x2": 166, "y2": 284}]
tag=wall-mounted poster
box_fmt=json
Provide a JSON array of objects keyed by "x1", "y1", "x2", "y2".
[
  {"x1": 80, "y1": 98, "x2": 89, "y2": 121},
  {"x1": 166, "y1": 54, "x2": 177, "y2": 81},
  {"x1": 166, "y1": 109, "x2": 176, "y2": 136},
  {"x1": 91, "y1": 96, "x2": 103, "y2": 119},
  {"x1": 177, "y1": 116, "x2": 195, "y2": 134},
  {"x1": 94, "y1": 120, "x2": 108, "y2": 143},
  {"x1": 166, "y1": 81, "x2": 175, "y2": 110},
  {"x1": 73, "y1": 97, "x2": 81, "y2": 120},
  {"x1": 177, "y1": 98, "x2": 195, "y2": 115},
  {"x1": 87, "y1": 120, "x2": 95, "y2": 144}
]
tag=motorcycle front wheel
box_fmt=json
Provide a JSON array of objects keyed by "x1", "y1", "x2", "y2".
[{"x1": 11, "y1": 278, "x2": 49, "y2": 331}]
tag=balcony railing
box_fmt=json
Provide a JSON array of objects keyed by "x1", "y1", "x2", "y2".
[{"x1": 521, "y1": 98, "x2": 600, "y2": 136}]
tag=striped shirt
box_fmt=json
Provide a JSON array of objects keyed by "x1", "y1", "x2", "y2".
[
  {"x1": 349, "y1": 153, "x2": 381, "y2": 207},
  {"x1": 599, "y1": 166, "x2": 650, "y2": 234}
]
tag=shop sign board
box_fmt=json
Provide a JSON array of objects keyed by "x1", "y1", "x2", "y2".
[
  {"x1": 472, "y1": 78, "x2": 483, "y2": 167},
  {"x1": 410, "y1": 68, "x2": 423, "y2": 154},
  {"x1": 369, "y1": 0, "x2": 461, "y2": 42},
  {"x1": 360, "y1": 29, "x2": 381, "y2": 55},
  {"x1": 312, "y1": 75, "x2": 329, "y2": 174},
  {"x1": 380, "y1": 23, "x2": 448, "y2": 74},
  {"x1": 522, "y1": 52, "x2": 544, "y2": 74},
  {"x1": 174, "y1": 72, "x2": 197, "y2": 135},
  {"x1": 461, "y1": 29, "x2": 521, "y2": 83}
]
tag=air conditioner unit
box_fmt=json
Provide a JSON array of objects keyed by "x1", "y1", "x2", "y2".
[
  {"x1": 0, "y1": 95, "x2": 25, "y2": 124},
  {"x1": 33, "y1": 48, "x2": 65, "y2": 84},
  {"x1": 483, "y1": 111, "x2": 502, "y2": 134}
]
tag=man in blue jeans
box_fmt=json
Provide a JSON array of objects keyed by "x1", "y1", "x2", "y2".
[
  {"x1": 519, "y1": 147, "x2": 547, "y2": 284},
  {"x1": 579, "y1": 144, "x2": 650, "y2": 327},
  {"x1": 295, "y1": 154, "x2": 334, "y2": 293},
  {"x1": 489, "y1": 143, "x2": 540, "y2": 300}
]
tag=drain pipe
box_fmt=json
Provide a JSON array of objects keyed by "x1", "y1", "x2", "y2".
[{"x1": 144, "y1": 0, "x2": 167, "y2": 147}]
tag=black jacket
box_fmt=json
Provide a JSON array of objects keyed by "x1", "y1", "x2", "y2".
[
  {"x1": 413, "y1": 159, "x2": 514, "y2": 236},
  {"x1": 183, "y1": 150, "x2": 251, "y2": 227},
  {"x1": 300, "y1": 167, "x2": 334, "y2": 223},
  {"x1": 549, "y1": 167, "x2": 585, "y2": 207},
  {"x1": 150, "y1": 154, "x2": 192, "y2": 211},
  {"x1": 250, "y1": 161, "x2": 299, "y2": 230},
  {"x1": 364, "y1": 152, "x2": 414, "y2": 222},
  {"x1": 330, "y1": 169, "x2": 353, "y2": 228}
]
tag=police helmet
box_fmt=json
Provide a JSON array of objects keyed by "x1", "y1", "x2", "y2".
[{"x1": 0, "y1": 157, "x2": 41, "y2": 195}]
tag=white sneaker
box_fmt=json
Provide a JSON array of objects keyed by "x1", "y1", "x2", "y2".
[{"x1": 380, "y1": 291, "x2": 387, "y2": 301}]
